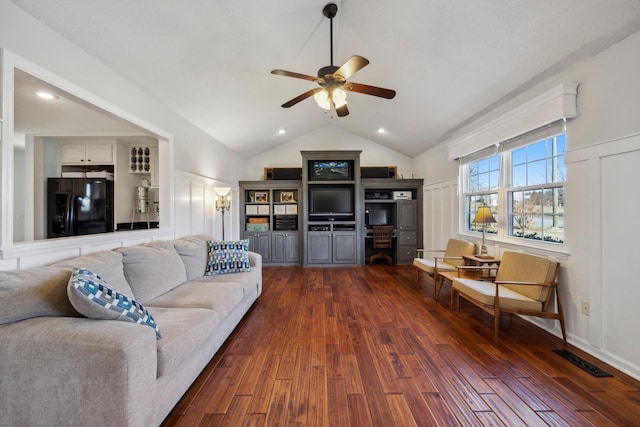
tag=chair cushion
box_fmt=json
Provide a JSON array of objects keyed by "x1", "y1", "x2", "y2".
[
  {"x1": 443, "y1": 239, "x2": 476, "y2": 265},
  {"x1": 67, "y1": 268, "x2": 161, "y2": 338},
  {"x1": 452, "y1": 278, "x2": 543, "y2": 312},
  {"x1": 412, "y1": 257, "x2": 457, "y2": 274},
  {"x1": 495, "y1": 252, "x2": 558, "y2": 302},
  {"x1": 205, "y1": 240, "x2": 251, "y2": 275}
]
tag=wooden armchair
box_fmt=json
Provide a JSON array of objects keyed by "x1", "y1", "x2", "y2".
[
  {"x1": 413, "y1": 239, "x2": 475, "y2": 300},
  {"x1": 451, "y1": 251, "x2": 566, "y2": 342}
]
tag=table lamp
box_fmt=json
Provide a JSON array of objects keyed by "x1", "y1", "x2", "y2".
[{"x1": 473, "y1": 203, "x2": 496, "y2": 258}]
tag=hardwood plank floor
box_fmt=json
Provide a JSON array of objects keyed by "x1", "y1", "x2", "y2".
[{"x1": 162, "y1": 265, "x2": 640, "y2": 426}]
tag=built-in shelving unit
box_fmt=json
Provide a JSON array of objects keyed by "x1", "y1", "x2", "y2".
[
  {"x1": 239, "y1": 152, "x2": 422, "y2": 266},
  {"x1": 362, "y1": 179, "x2": 423, "y2": 264},
  {"x1": 302, "y1": 150, "x2": 362, "y2": 266},
  {"x1": 239, "y1": 180, "x2": 301, "y2": 265}
]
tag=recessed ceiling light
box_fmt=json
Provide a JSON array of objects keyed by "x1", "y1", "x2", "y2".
[
  {"x1": 35, "y1": 91, "x2": 57, "y2": 100},
  {"x1": 377, "y1": 128, "x2": 386, "y2": 134},
  {"x1": 278, "y1": 128, "x2": 286, "y2": 135}
]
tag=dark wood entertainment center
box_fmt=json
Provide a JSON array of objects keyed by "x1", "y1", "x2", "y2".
[{"x1": 239, "y1": 150, "x2": 423, "y2": 266}]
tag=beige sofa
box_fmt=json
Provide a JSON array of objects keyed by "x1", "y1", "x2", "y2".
[{"x1": 0, "y1": 234, "x2": 262, "y2": 427}]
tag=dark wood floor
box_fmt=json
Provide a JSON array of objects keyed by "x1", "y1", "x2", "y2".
[{"x1": 162, "y1": 265, "x2": 640, "y2": 426}]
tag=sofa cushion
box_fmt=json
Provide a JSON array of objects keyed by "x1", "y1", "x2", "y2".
[
  {"x1": 205, "y1": 240, "x2": 251, "y2": 275},
  {"x1": 148, "y1": 306, "x2": 219, "y2": 377},
  {"x1": 146, "y1": 281, "x2": 244, "y2": 321},
  {"x1": 193, "y1": 272, "x2": 260, "y2": 301},
  {"x1": 0, "y1": 267, "x2": 78, "y2": 326},
  {"x1": 53, "y1": 250, "x2": 134, "y2": 297},
  {"x1": 173, "y1": 234, "x2": 211, "y2": 281},
  {"x1": 68, "y1": 268, "x2": 161, "y2": 338},
  {"x1": 115, "y1": 240, "x2": 188, "y2": 303}
]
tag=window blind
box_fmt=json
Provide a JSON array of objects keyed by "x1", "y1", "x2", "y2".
[
  {"x1": 460, "y1": 119, "x2": 566, "y2": 164},
  {"x1": 500, "y1": 119, "x2": 566, "y2": 153},
  {"x1": 459, "y1": 144, "x2": 499, "y2": 165}
]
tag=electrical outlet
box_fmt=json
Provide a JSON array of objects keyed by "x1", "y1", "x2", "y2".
[{"x1": 581, "y1": 300, "x2": 590, "y2": 316}]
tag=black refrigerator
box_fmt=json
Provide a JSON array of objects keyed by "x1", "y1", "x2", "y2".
[{"x1": 47, "y1": 178, "x2": 114, "y2": 238}]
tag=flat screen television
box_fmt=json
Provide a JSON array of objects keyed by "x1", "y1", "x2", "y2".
[
  {"x1": 308, "y1": 186, "x2": 354, "y2": 220},
  {"x1": 308, "y1": 160, "x2": 354, "y2": 181},
  {"x1": 367, "y1": 208, "x2": 389, "y2": 226}
]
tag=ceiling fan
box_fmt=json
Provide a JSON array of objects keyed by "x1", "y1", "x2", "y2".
[{"x1": 271, "y1": 3, "x2": 396, "y2": 117}]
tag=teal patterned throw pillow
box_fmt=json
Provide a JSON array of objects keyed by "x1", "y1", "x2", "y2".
[
  {"x1": 205, "y1": 240, "x2": 251, "y2": 275},
  {"x1": 67, "y1": 267, "x2": 161, "y2": 338}
]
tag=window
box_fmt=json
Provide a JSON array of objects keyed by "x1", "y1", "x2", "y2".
[
  {"x1": 464, "y1": 155, "x2": 499, "y2": 234},
  {"x1": 462, "y1": 131, "x2": 566, "y2": 246},
  {"x1": 508, "y1": 134, "x2": 565, "y2": 243}
]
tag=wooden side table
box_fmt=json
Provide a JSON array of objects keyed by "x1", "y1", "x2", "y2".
[{"x1": 461, "y1": 254, "x2": 501, "y2": 279}]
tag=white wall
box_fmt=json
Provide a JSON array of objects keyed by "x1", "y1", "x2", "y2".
[
  {"x1": 246, "y1": 124, "x2": 414, "y2": 180},
  {"x1": 173, "y1": 170, "x2": 235, "y2": 241},
  {"x1": 415, "y1": 30, "x2": 640, "y2": 380},
  {"x1": 0, "y1": 0, "x2": 246, "y2": 265}
]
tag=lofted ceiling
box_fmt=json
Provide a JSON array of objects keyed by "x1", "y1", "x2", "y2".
[{"x1": 9, "y1": 0, "x2": 640, "y2": 158}]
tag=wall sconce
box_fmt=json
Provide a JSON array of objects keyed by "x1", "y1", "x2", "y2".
[
  {"x1": 472, "y1": 203, "x2": 496, "y2": 258},
  {"x1": 215, "y1": 189, "x2": 231, "y2": 240}
]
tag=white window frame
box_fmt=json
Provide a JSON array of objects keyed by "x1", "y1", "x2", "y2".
[
  {"x1": 506, "y1": 134, "x2": 566, "y2": 244},
  {"x1": 460, "y1": 134, "x2": 567, "y2": 253},
  {"x1": 449, "y1": 84, "x2": 577, "y2": 256}
]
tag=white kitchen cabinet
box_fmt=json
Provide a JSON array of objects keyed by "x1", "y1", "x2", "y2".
[{"x1": 61, "y1": 143, "x2": 114, "y2": 164}]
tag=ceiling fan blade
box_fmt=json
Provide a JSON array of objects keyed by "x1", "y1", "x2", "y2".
[
  {"x1": 281, "y1": 88, "x2": 321, "y2": 108},
  {"x1": 271, "y1": 69, "x2": 318, "y2": 82},
  {"x1": 334, "y1": 55, "x2": 369, "y2": 80},
  {"x1": 346, "y1": 82, "x2": 396, "y2": 99},
  {"x1": 336, "y1": 104, "x2": 349, "y2": 117}
]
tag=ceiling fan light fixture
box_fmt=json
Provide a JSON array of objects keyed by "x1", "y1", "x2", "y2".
[
  {"x1": 271, "y1": 3, "x2": 395, "y2": 117},
  {"x1": 314, "y1": 89, "x2": 331, "y2": 110},
  {"x1": 332, "y1": 88, "x2": 347, "y2": 108}
]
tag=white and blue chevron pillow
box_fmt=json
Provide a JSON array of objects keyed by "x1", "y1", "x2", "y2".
[
  {"x1": 205, "y1": 240, "x2": 251, "y2": 275},
  {"x1": 67, "y1": 267, "x2": 161, "y2": 338}
]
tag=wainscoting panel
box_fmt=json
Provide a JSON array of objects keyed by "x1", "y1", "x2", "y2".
[
  {"x1": 600, "y1": 148, "x2": 640, "y2": 369},
  {"x1": 422, "y1": 179, "x2": 459, "y2": 251},
  {"x1": 566, "y1": 132, "x2": 640, "y2": 379}
]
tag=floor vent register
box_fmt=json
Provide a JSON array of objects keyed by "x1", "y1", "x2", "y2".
[{"x1": 552, "y1": 349, "x2": 613, "y2": 377}]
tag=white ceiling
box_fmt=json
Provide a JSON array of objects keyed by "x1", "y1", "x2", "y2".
[{"x1": 10, "y1": 0, "x2": 640, "y2": 158}]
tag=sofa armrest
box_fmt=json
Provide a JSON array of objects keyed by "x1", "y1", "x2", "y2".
[
  {"x1": 0, "y1": 317, "x2": 158, "y2": 427},
  {"x1": 248, "y1": 251, "x2": 262, "y2": 269},
  {"x1": 247, "y1": 251, "x2": 263, "y2": 295}
]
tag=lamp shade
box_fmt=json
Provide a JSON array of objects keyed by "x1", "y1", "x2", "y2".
[{"x1": 473, "y1": 205, "x2": 496, "y2": 224}]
